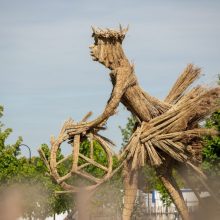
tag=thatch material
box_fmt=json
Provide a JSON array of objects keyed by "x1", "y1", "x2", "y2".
[
  {"x1": 122, "y1": 160, "x2": 138, "y2": 220},
  {"x1": 40, "y1": 26, "x2": 220, "y2": 220},
  {"x1": 165, "y1": 64, "x2": 201, "y2": 104},
  {"x1": 121, "y1": 88, "x2": 220, "y2": 168},
  {"x1": 90, "y1": 25, "x2": 129, "y2": 70},
  {"x1": 118, "y1": 61, "x2": 219, "y2": 220},
  {"x1": 156, "y1": 159, "x2": 190, "y2": 220},
  {"x1": 39, "y1": 114, "x2": 114, "y2": 193}
]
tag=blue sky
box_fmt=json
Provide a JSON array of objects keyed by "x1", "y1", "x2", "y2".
[{"x1": 1, "y1": 0, "x2": 220, "y2": 156}]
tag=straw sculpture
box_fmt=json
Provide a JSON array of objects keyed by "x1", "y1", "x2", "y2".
[{"x1": 39, "y1": 26, "x2": 220, "y2": 220}]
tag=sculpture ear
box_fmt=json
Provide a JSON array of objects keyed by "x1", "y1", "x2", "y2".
[
  {"x1": 119, "y1": 24, "x2": 129, "y2": 34},
  {"x1": 119, "y1": 24, "x2": 123, "y2": 33},
  {"x1": 125, "y1": 25, "x2": 129, "y2": 34},
  {"x1": 91, "y1": 26, "x2": 96, "y2": 34}
]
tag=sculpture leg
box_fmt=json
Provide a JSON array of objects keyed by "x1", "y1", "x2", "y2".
[
  {"x1": 122, "y1": 160, "x2": 138, "y2": 220},
  {"x1": 156, "y1": 163, "x2": 190, "y2": 220}
]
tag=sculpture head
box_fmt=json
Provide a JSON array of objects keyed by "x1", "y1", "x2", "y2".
[{"x1": 90, "y1": 25, "x2": 129, "y2": 70}]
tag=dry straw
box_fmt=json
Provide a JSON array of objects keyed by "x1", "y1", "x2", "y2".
[{"x1": 39, "y1": 26, "x2": 220, "y2": 220}]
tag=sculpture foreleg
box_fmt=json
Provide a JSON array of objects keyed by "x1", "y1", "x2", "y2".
[
  {"x1": 66, "y1": 67, "x2": 134, "y2": 137},
  {"x1": 122, "y1": 160, "x2": 138, "y2": 220}
]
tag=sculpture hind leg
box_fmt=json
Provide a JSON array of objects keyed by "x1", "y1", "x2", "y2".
[{"x1": 156, "y1": 161, "x2": 190, "y2": 220}]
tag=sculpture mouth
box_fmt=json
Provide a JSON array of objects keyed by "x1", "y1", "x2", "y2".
[{"x1": 89, "y1": 45, "x2": 96, "y2": 59}]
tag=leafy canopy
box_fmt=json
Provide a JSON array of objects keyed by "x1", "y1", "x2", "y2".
[{"x1": 0, "y1": 105, "x2": 72, "y2": 219}]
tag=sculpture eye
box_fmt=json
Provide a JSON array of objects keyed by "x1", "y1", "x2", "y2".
[{"x1": 94, "y1": 37, "x2": 98, "y2": 45}]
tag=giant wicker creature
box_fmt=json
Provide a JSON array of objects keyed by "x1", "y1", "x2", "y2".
[{"x1": 39, "y1": 26, "x2": 220, "y2": 220}]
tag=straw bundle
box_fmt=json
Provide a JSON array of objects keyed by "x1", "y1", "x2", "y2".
[
  {"x1": 165, "y1": 64, "x2": 201, "y2": 104},
  {"x1": 119, "y1": 62, "x2": 220, "y2": 220},
  {"x1": 124, "y1": 82, "x2": 220, "y2": 168},
  {"x1": 39, "y1": 114, "x2": 116, "y2": 193},
  {"x1": 41, "y1": 26, "x2": 220, "y2": 220}
]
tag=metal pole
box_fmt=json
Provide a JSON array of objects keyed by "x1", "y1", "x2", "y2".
[{"x1": 19, "y1": 144, "x2": 32, "y2": 163}]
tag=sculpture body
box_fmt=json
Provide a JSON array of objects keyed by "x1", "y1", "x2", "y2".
[{"x1": 40, "y1": 26, "x2": 220, "y2": 220}]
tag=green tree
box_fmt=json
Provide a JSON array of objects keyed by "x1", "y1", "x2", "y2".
[
  {"x1": 0, "y1": 105, "x2": 23, "y2": 184},
  {"x1": 202, "y1": 76, "x2": 220, "y2": 197},
  {"x1": 119, "y1": 116, "x2": 137, "y2": 146},
  {"x1": 202, "y1": 110, "x2": 220, "y2": 196},
  {"x1": 0, "y1": 105, "x2": 72, "y2": 219}
]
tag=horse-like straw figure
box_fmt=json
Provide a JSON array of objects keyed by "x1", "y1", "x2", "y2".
[{"x1": 39, "y1": 26, "x2": 220, "y2": 220}]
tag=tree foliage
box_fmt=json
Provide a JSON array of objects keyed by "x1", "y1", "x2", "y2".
[
  {"x1": 0, "y1": 105, "x2": 23, "y2": 183},
  {"x1": 203, "y1": 110, "x2": 220, "y2": 172},
  {"x1": 119, "y1": 116, "x2": 137, "y2": 146},
  {"x1": 201, "y1": 76, "x2": 220, "y2": 196},
  {"x1": 202, "y1": 110, "x2": 220, "y2": 195},
  {"x1": 0, "y1": 105, "x2": 72, "y2": 219}
]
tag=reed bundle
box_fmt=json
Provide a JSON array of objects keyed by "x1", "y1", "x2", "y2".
[
  {"x1": 40, "y1": 26, "x2": 220, "y2": 220},
  {"x1": 122, "y1": 64, "x2": 220, "y2": 170}
]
